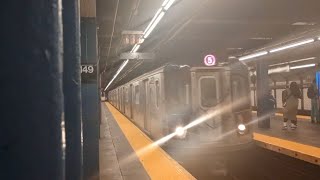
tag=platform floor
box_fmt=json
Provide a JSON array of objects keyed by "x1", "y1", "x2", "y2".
[
  {"x1": 100, "y1": 103, "x2": 195, "y2": 180},
  {"x1": 100, "y1": 103, "x2": 320, "y2": 180},
  {"x1": 253, "y1": 113, "x2": 320, "y2": 165},
  {"x1": 100, "y1": 104, "x2": 150, "y2": 180}
]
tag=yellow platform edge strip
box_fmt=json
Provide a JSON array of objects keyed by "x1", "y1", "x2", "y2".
[
  {"x1": 252, "y1": 111, "x2": 310, "y2": 120},
  {"x1": 106, "y1": 103, "x2": 196, "y2": 180},
  {"x1": 253, "y1": 133, "x2": 320, "y2": 159}
]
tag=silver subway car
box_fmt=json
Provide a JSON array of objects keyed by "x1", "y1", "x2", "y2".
[{"x1": 108, "y1": 62, "x2": 253, "y2": 153}]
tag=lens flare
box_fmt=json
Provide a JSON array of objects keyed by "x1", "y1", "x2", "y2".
[
  {"x1": 120, "y1": 97, "x2": 275, "y2": 166},
  {"x1": 175, "y1": 126, "x2": 186, "y2": 137}
]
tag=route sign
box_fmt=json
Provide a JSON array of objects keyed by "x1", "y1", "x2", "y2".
[{"x1": 204, "y1": 54, "x2": 216, "y2": 66}]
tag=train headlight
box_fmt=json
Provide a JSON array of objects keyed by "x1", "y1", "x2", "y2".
[
  {"x1": 237, "y1": 124, "x2": 246, "y2": 135},
  {"x1": 175, "y1": 126, "x2": 187, "y2": 138},
  {"x1": 238, "y1": 124, "x2": 246, "y2": 131}
]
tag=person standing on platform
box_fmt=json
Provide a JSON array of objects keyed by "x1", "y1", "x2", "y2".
[
  {"x1": 262, "y1": 89, "x2": 276, "y2": 128},
  {"x1": 308, "y1": 79, "x2": 320, "y2": 123},
  {"x1": 282, "y1": 82, "x2": 302, "y2": 130}
]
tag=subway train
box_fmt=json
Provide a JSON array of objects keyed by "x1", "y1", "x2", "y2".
[{"x1": 108, "y1": 62, "x2": 253, "y2": 157}]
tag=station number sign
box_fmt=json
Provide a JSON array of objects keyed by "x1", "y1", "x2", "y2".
[{"x1": 81, "y1": 64, "x2": 97, "y2": 83}]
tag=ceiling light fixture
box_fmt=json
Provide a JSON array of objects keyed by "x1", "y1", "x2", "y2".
[
  {"x1": 131, "y1": 44, "x2": 140, "y2": 53},
  {"x1": 143, "y1": 8, "x2": 163, "y2": 37},
  {"x1": 104, "y1": 60, "x2": 129, "y2": 91},
  {"x1": 250, "y1": 37, "x2": 273, "y2": 40},
  {"x1": 143, "y1": 11, "x2": 165, "y2": 38},
  {"x1": 270, "y1": 38, "x2": 315, "y2": 53},
  {"x1": 290, "y1": 63, "x2": 316, "y2": 70},
  {"x1": 269, "y1": 57, "x2": 316, "y2": 67},
  {"x1": 268, "y1": 65, "x2": 290, "y2": 74},
  {"x1": 104, "y1": 0, "x2": 176, "y2": 91},
  {"x1": 163, "y1": 0, "x2": 176, "y2": 10},
  {"x1": 292, "y1": 22, "x2": 316, "y2": 26},
  {"x1": 239, "y1": 51, "x2": 268, "y2": 61}
]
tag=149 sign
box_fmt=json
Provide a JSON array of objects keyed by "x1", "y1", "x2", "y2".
[
  {"x1": 81, "y1": 65, "x2": 95, "y2": 74},
  {"x1": 81, "y1": 64, "x2": 97, "y2": 83}
]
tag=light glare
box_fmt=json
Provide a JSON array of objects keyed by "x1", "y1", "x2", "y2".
[{"x1": 175, "y1": 126, "x2": 186, "y2": 137}]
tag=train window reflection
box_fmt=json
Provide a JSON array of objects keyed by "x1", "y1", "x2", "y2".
[
  {"x1": 135, "y1": 85, "x2": 139, "y2": 104},
  {"x1": 200, "y1": 77, "x2": 217, "y2": 108},
  {"x1": 232, "y1": 76, "x2": 250, "y2": 110},
  {"x1": 156, "y1": 81, "x2": 160, "y2": 108}
]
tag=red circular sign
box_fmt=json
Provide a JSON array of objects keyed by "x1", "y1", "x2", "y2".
[{"x1": 204, "y1": 54, "x2": 216, "y2": 66}]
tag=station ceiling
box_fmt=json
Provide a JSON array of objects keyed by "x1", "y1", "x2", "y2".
[{"x1": 97, "y1": 0, "x2": 320, "y2": 90}]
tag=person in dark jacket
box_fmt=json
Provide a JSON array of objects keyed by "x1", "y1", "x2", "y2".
[
  {"x1": 309, "y1": 79, "x2": 319, "y2": 123},
  {"x1": 259, "y1": 90, "x2": 276, "y2": 128}
]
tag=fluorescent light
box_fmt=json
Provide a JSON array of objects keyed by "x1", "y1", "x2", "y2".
[
  {"x1": 290, "y1": 63, "x2": 316, "y2": 70},
  {"x1": 143, "y1": 11, "x2": 165, "y2": 38},
  {"x1": 250, "y1": 37, "x2": 272, "y2": 40},
  {"x1": 162, "y1": 0, "x2": 170, "y2": 6},
  {"x1": 131, "y1": 44, "x2": 140, "y2": 53},
  {"x1": 269, "y1": 57, "x2": 316, "y2": 67},
  {"x1": 163, "y1": 0, "x2": 176, "y2": 10},
  {"x1": 289, "y1": 57, "x2": 316, "y2": 63},
  {"x1": 269, "y1": 62, "x2": 287, "y2": 67},
  {"x1": 292, "y1": 22, "x2": 316, "y2": 26},
  {"x1": 143, "y1": 8, "x2": 163, "y2": 36},
  {"x1": 270, "y1": 38, "x2": 315, "y2": 53},
  {"x1": 268, "y1": 65, "x2": 289, "y2": 74},
  {"x1": 239, "y1": 51, "x2": 268, "y2": 61},
  {"x1": 104, "y1": 60, "x2": 129, "y2": 91}
]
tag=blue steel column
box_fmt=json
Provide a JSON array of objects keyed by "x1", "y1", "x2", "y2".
[
  {"x1": 81, "y1": 17, "x2": 100, "y2": 180},
  {"x1": 0, "y1": 1, "x2": 64, "y2": 180},
  {"x1": 63, "y1": 0, "x2": 83, "y2": 179},
  {"x1": 257, "y1": 61, "x2": 270, "y2": 128}
]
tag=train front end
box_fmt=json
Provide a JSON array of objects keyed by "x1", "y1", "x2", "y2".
[{"x1": 168, "y1": 62, "x2": 253, "y2": 154}]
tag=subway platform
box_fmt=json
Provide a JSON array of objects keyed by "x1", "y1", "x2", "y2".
[
  {"x1": 99, "y1": 103, "x2": 195, "y2": 180},
  {"x1": 99, "y1": 103, "x2": 320, "y2": 180},
  {"x1": 253, "y1": 112, "x2": 320, "y2": 165}
]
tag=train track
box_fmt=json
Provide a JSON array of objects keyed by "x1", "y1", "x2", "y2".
[{"x1": 165, "y1": 145, "x2": 320, "y2": 180}]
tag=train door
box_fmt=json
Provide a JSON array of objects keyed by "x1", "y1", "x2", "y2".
[
  {"x1": 123, "y1": 87, "x2": 126, "y2": 114},
  {"x1": 149, "y1": 79, "x2": 162, "y2": 138},
  {"x1": 119, "y1": 88, "x2": 122, "y2": 111},
  {"x1": 143, "y1": 79, "x2": 151, "y2": 134},
  {"x1": 192, "y1": 70, "x2": 222, "y2": 128},
  {"x1": 129, "y1": 84, "x2": 133, "y2": 118}
]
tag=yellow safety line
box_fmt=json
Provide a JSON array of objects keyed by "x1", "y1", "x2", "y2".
[
  {"x1": 252, "y1": 111, "x2": 310, "y2": 120},
  {"x1": 253, "y1": 133, "x2": 320, "y2": 158},
  {"x1": 106, "y1": 103, "x2": 196, "y2": 180}
]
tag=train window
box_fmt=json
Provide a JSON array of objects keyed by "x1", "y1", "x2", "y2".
[
  {"x1": 125, "y1": 88, "x2": 129, "y2": 102},
  {"x1": 155, "y1": 81, "x2": 160, "y2": 108},
  {"x1": 135, "y1": 85, "x2": 139, "y2": 104},
  {"x1": 200, "y1": 77, "x2": 217, "y2": 108}
]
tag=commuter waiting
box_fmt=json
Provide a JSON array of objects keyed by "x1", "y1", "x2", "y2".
[
  {"x1": 308, "y1": 79, "x2": 319, "y2": 123},
  {"x1": 282, "y1": 82, "x2": 302, "y2": 130}
]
